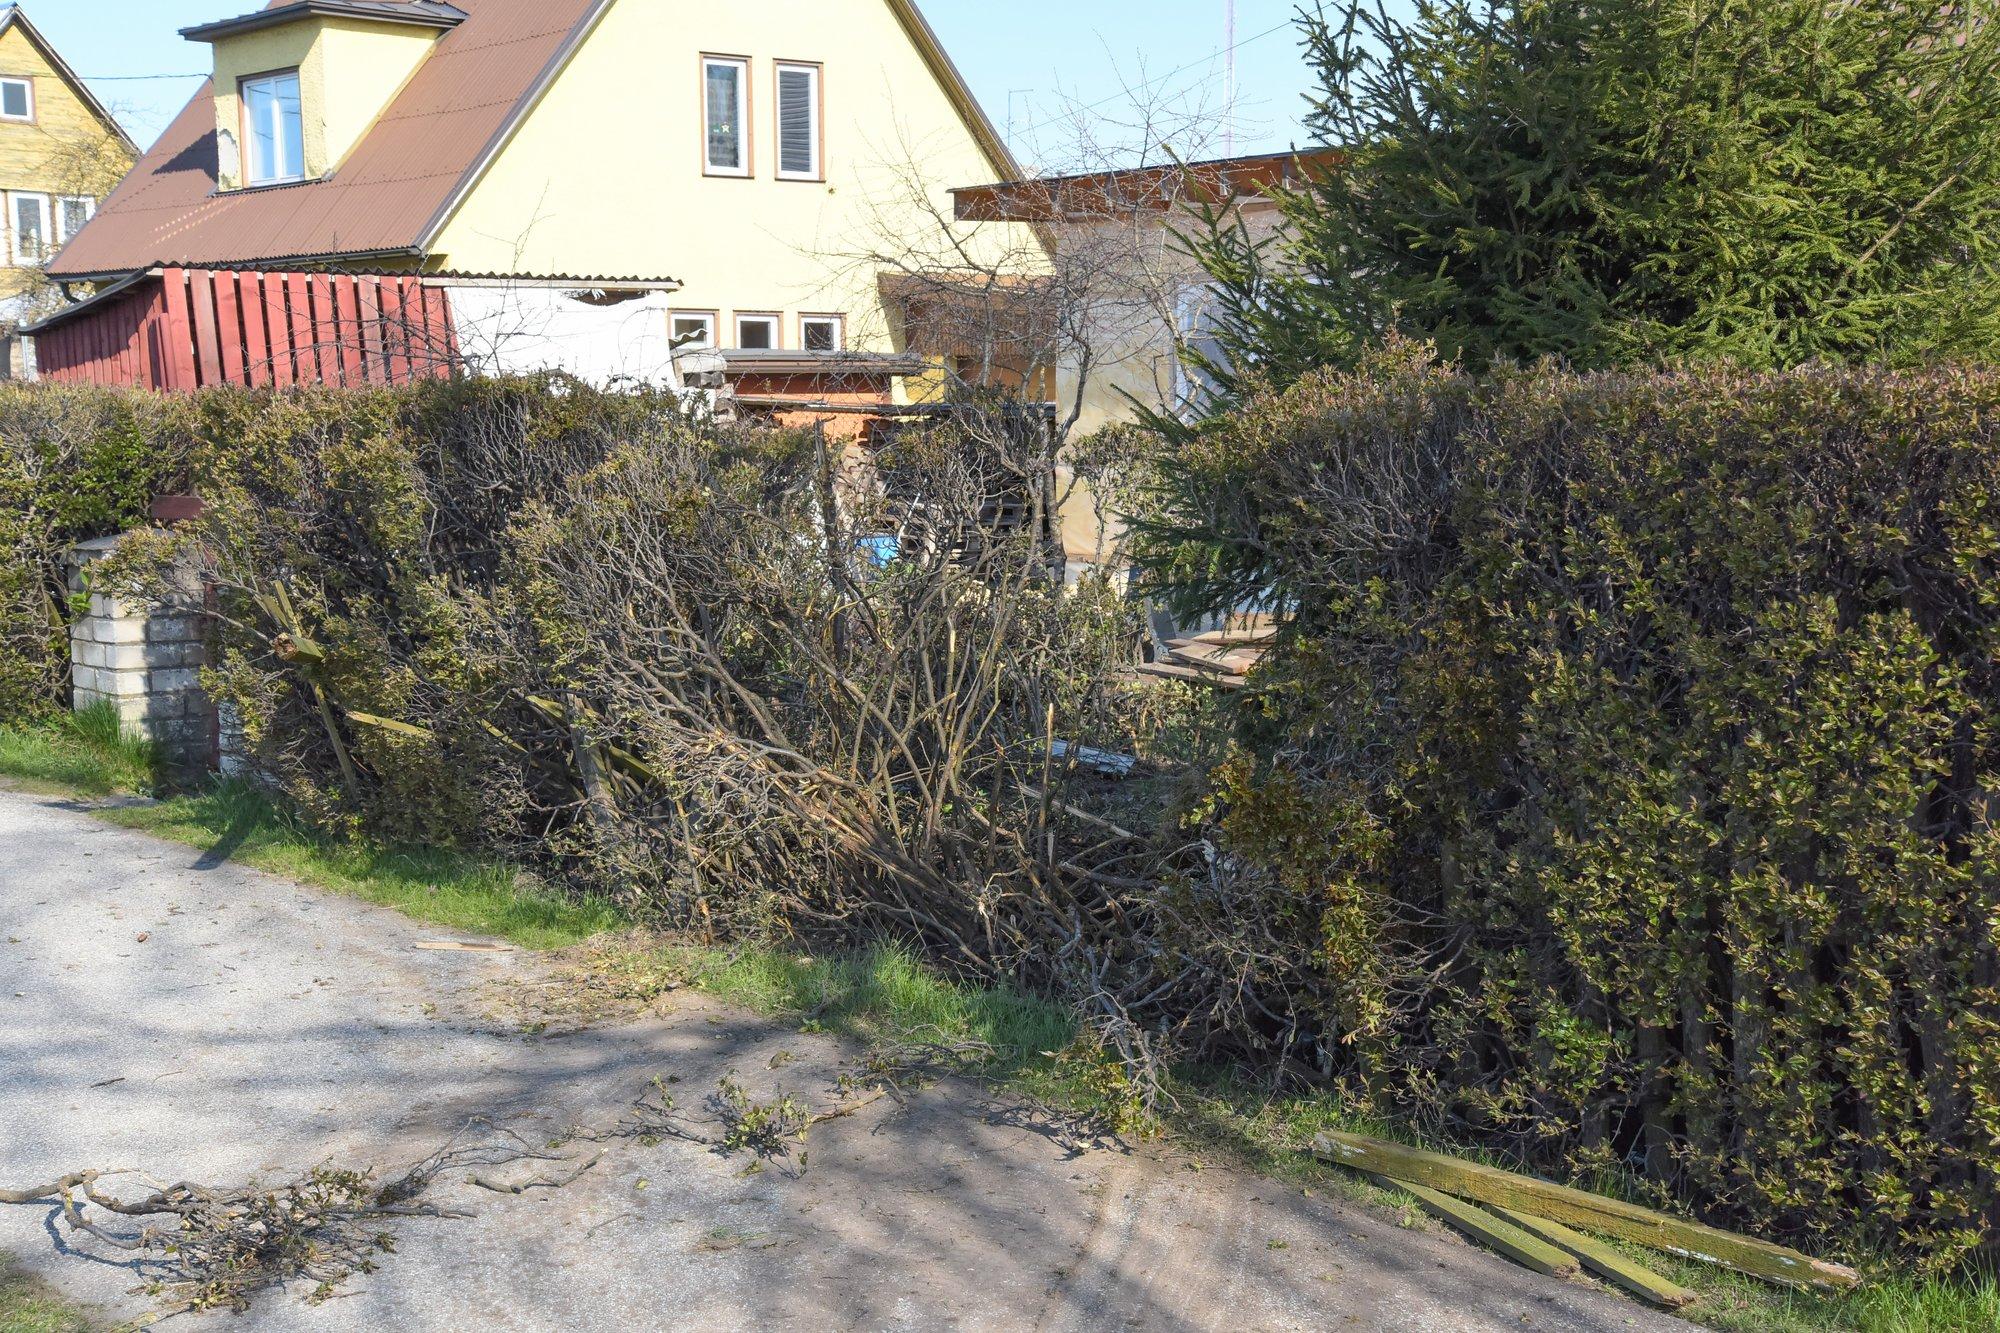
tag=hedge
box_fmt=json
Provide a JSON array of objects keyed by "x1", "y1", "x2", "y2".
[
  {"x1": 0, "y1": 389, "x2": 193, "y2": 719},
  {"x1": 1138, "y1": 347, "x2": 2000, "y2": 1264},
  {"x1": 11, "y1": 365, "x2": 1995, "y2": 1265}
]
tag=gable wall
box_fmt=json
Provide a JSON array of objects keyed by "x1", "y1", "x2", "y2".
[
  {"x1": 0, "y1": 22, "x2": 132, "y2": 303},
  {"x1": 432, "y1": 0, "x2": 1046, "y2": 357}
]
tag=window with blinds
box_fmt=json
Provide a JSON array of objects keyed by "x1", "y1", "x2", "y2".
[
  {"x1": 704, "y1": 57, "x2": 750, "y2": 176},
  {"x1": 775, "y1": 63, "x2": 822, "y2": 181}
]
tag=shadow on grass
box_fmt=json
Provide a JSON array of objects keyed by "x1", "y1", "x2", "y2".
[
  {"x1": 4, "y1": 713, "x2": 1993, "y2": 1333},
  {"x1": 93, "y1": 780, "x2": 624, "y2": 952},
  {"x1": 678, "y1": 941, "x2": 1079, "y2": 1086}
]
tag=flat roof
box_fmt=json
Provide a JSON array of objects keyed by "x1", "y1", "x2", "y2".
[{"x1": 953, "y1": 147, "x2": 1344, "y2": 222}]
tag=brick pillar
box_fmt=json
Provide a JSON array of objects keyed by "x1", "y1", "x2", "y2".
[{"x1": 66, "y1": 534, "x2": 214, "y2": 777}]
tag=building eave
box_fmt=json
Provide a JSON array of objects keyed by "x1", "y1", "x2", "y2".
[
  {"x1": 953, "y1": 147, "x2": 1345, "y2": 222},
  {"x1": 413, "y1": 0, "x2": 618, "y2": 253},
  {"x1": 181, "y1": 0, "x2": 468, "y2": 44},
  {"x1": 884, "y1": 0, "x2": 1023, "y2": 184}
]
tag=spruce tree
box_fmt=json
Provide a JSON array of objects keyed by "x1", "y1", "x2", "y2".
[{"x1": 1195, "y1": 0, "x2": 2000, "y2": 388}]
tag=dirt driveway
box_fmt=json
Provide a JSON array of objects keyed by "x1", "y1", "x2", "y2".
[{"x1": 0, "y1": 786, "x2": 1684, "y2": 1331}]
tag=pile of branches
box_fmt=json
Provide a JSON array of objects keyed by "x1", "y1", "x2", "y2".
[
  {"x1": 1, "y1": 1165, "x2": 447, "y2": 1319},
  {"x1": 0, "y1": 1046, "x2": 1008, "y2": 1324},
  {"x1": 109, "y1": 380, "x2": 1215, "y2": 1041}
]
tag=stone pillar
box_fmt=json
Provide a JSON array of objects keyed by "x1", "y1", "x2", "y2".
[{"x1": 65, "y1": 535, "x2": 215, "y2": 776}]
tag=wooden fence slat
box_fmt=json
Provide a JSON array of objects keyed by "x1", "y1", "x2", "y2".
[
  {"x1": 379, "y1": 278, "x2": 413, "y2": 384},
  {"x1": 356, "y1": 277, "x2": 387, "y2": 383},
  {"x1": 213, "y1": 270, "x2": 246, "y2": 385},
  {"x1": 239, "y1": 272, "x2": 272, "y2": 388},
  {"x1": 187, "y1": 268, "x2": 222, "y2": 387},
  {"x1": 307, "y1": 274, "x2": 341, "y2": 386},
  {"x1": 161, "y1": 268, "x2": 199, "y2": 390}
]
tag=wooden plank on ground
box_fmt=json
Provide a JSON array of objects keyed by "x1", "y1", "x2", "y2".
[
  {"x1": 1365, "y1": 1174, "x2": 1577, "y2": 1277},
  {"x1": 1313, "y1": 1132, "x2": 1857, "y2": 1290},
  {"x1": 1489, "y1": 1205, "x2": 1698, "y2": 1309}
]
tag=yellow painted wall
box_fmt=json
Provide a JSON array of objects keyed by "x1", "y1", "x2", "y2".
[
  {"x1": 209, "y1": 24, "x2": 321, "y2": 189},
  {"x1": 432, "y1": 0, "x2": 1047, "y2": 356},
  {"x1": 316, "y1": 21, "x2": 440, "y2": 173},
  {"x1": 209, "y1": 18, "x2": 437, "y2": 188},
  {"x1": 0, "y1": 22, "x2": 132, "y2": 303}
]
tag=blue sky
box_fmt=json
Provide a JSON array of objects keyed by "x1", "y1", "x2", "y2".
[{"x1": 37, "y1": 0, "x2": 1321, "y2": 165}]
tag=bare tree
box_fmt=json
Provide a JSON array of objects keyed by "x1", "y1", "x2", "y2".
[
  {"x1": 10, "y1": 118, "x2": 137, "y2": 328},
  {"x1": 812, "y1": 79, "x2": 1278, "y2": 572}
]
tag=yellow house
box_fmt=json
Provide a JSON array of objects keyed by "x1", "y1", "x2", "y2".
[
  {"x1": 49, "y1": 0, "x2": 1046, "y2": 390},
  {"x1": 0, "y1": 5, "x2": 135, "y2": 327}
]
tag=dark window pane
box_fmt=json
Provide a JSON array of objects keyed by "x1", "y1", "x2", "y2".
[
  {"x1": 2, "y1": 81, "x2": 29, "y2": 119},
  {"x1": 706, "y1": 64, "x2": 741, "y2": 169}
]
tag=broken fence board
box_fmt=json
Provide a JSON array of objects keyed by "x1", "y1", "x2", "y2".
[
  {"x1": 1489, "y1": 1206, "x2": 1698, "y2": 1309},
  {"x1": 1366, "y1": 1174, "x2": 1577, "y2": 1277},
  {"x1": 1313, "y1": 1132, "x2": 1857, "y2": 1291}
]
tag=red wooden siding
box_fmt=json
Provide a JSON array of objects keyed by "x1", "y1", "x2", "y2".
[{"x1": 36, "y1": 267, "x2": 460, "y2": 391}]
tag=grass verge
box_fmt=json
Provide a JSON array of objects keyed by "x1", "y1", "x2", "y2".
[
  {"x1": 0, "y1": 1254, "x2": 93, "y2": 1333},
  {"x1": 0, "y1": 705, "x2": 156, "y2": 799},
  {"x1": 1, "y1": 710, "x2": 1991, "y2": 1332}
]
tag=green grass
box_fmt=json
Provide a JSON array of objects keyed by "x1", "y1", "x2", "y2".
[
  {"x1": 672, "y1": 941, "x2": 1079, "y2": 1080},
  {"x1": 0, "y1": 705, "x2": 160, "y2": 798},
  {"x1": 0, "y1": 1254, "x2": 93, "y2": 1333},
  {"x1": 1, "y1": 710, "x2": 1994, "y2": 1331},
  {"x1": 100, "y1": 782, "x2": 622, "y2": 951}
]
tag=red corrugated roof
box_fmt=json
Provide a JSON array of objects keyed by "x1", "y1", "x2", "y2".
[{"x1": 49, "y1": 0, "x2": 603, "y2": 280}]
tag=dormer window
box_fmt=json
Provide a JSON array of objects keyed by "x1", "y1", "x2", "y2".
[
  {"x1": 243, "y1": 71, "x2": 305, "y2": 185},
  {"x1": 184, "y1": 2, "x2": 466, "y2": 192}
]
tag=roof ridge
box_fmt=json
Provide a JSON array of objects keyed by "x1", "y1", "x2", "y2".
[
  {"x1": 52, "y1": 0, "x2": 604, "y2": 281},
  {"x1": 0, "y1": 5, "x2": 139, "y2": 154}
]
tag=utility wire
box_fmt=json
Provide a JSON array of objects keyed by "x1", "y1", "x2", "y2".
[{"x1": 1008, "y1": 13, "x2": 1298, "y2": 143}]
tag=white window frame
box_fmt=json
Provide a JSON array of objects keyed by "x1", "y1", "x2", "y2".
[
  {"x1": 800, "y1": 314, "x2": 844, "y2": 353},
  {"x1": 56, "y1": 195, "x2": 94, "y2": 244},
  {"x1": 241, "y1": 69, "x2": 306, "y2": 187},
  {"x1": 671, "y1": 310, "x2": 718, "y2": 349},
  {"x1": 0, "y1": 77, "x2": 33, "y2": 123},
  {"x1": 11, "y1": 193, "x2": 50, "y2": 265},
  {"x1": 733, "y1": 313, "x2": 780, "y2": 350},
  {"x1": 702, "y1": 56, "x2": 751, "y2": 177},
  {"x1": 773, "y1": 61, "x2": 823, "y2": 182}
]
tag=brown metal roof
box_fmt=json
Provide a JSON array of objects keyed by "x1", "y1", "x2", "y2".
[
  {"x1": 49, "y1": 0, "x2": 603, "y2": 280},
  {"x1": 182, "y1": 2, "x2": 468, "y2": 44}
]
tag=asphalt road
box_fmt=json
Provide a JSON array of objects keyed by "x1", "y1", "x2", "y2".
[{"x1": 0, "y1": 784, "x2": 1685, "y2": 1331}]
